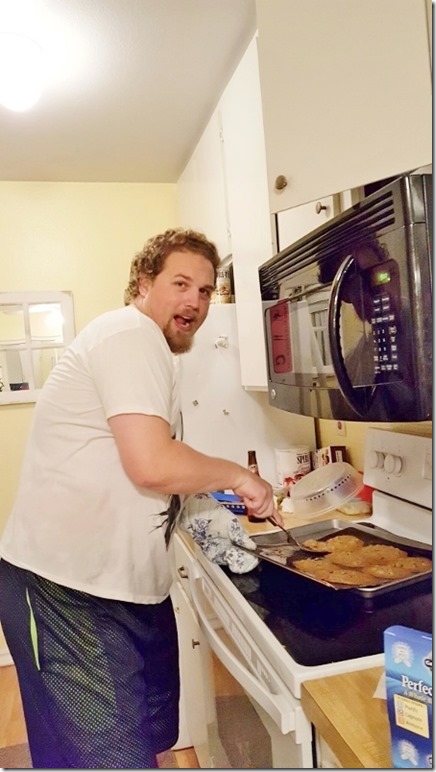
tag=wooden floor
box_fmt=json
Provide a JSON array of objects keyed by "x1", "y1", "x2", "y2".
[{"x1": 0, "y1": 665, "x2": 199, "y2": 768}]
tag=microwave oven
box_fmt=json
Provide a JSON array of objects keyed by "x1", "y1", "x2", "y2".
[{"x1": 259, "y1": 170, "x2": 432, "y2": 421}]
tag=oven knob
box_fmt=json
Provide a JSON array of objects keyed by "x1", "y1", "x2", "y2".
[
  {"x1": 383, "y1": 453, "x2": 403, "y2": 475},
  {"x1": 270, "y1": 389, "x2": 277, "y2": 400},
  {"x1": 368, "y1": 450, "x2": 385, "y2": 469}
]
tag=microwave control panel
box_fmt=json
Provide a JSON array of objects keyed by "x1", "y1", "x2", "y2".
[{"x1": 368, "y1": 260, "x2": 402, "y2": 383}]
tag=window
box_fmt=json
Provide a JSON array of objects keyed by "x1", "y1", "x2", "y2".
[{"x1": 0, "y1": 291, "x2": 75, "y2": 404}]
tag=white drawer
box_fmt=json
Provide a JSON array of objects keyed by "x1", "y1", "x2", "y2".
[{"x1": 172, "y1": 531, "x2": 196, "y2": 601}]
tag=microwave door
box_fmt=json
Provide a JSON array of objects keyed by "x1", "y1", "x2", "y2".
[
  {"x1": 328, "y1": 253, "x2": 410, "y2": 419},
  {"x1": 306, "y1": 291, "x2": 333, "y2": 387},
  {"x1": 265, "y1": 294, "x2": 329, "y2": 388},
  {"x1": 289, "y1": 300, "x2": 314, "y2": 376},
  {"x1": 328, "y1": 255, "x2": 377, "y2": 417}
]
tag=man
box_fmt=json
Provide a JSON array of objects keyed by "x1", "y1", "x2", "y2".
[{"x1": 0, "y1": 228, "x2": 278, "y2": 768}]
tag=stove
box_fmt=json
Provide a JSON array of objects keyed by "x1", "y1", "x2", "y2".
[
  {"x1": 191, "y1": 428, "x2": 432, "y2": 698},
  {"x1": 223, "y1": 550, "x2": 431, "y2": 668}
]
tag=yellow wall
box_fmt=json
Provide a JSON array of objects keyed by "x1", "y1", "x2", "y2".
[
  {"x1": 0, "y1": 181, "x2": 177, "y2": 534},
  {"x1": 317, "y1": 418, "x2": 432, "y2": 472},
  {"x1": 0, "y1": 181, "x2": 432, "y2": 534}
]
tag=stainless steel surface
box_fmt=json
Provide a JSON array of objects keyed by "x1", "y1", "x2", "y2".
[
  {"x1": 250, "y1": 520, "x2": 432, "y2": 597},
  {"x1": 266, "y1": 516, "x2": 331, "y2": 553}
]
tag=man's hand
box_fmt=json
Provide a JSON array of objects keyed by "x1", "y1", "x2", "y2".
[{"x1": 233, "y1": 472, "x2": 284, "y2": 526}]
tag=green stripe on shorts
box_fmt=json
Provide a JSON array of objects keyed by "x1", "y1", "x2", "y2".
[{"x1": 25, "y1": 587, "x2": 41, "y2": 671}]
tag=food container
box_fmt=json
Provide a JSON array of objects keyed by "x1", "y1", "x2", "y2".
[
  {"x1": 290, "y1": 461, "x2": 363, "y2": 517},
  {"x1": 274, "y1": 446, "x2": 311, "y2": 486},
  {"x1": 211, "y1": 255, "x2": 233, "y2": 303}
]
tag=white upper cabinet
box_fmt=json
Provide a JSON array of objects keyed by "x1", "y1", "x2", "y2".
[
  {"x1": 255, "y1": 0, "x2": 433, "y2": 212},
  {"x1": 276, "y1": 194, "x2": 339, "y2": 252},
  {"x1": 177, "y1": 108, "x2": 231, "y2": 259},
  {"x1": 177, "y1": 36, "x2": 274, "y2": 390},
  {"x1": 219, "y1": 36, "x2": 273, "y2": 389},
  {"x1": 177, "y1": 2, "x2": 432, "y2": 391}
]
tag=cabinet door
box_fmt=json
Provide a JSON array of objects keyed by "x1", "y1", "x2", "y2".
[
  {"x1": 171, "y1": 532, "x2": 195, "y2": 603},
  {"x1": 255, "y1": 0, "x2": 432, "y2": 212},
  {"x1": 177, "y1": 108, "x2": 231, "y2": 259},
  {"x1": 276, "y1": 195, "x2": 339, "y2": 252},
  {"x1": 315, "y1": 734, "x2": 343, "y2": 768},
  {"x1": 220, "y1": 35, "x2": 273, "y2": 389},
  {"x1": 171, "y1": 580, "x2": 214, "y2": 766}
]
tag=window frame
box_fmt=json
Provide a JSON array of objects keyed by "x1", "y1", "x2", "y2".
[{"x1": 0, "y1": 290, "x2": 75, "y2": 404}]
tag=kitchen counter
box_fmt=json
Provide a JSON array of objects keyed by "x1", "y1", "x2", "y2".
[{"x1": 301, "y1": 666, "x2": 392, "y2": 769}]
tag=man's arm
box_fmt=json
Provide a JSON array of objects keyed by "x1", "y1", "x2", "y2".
[{"x1": 108, "y1": 413, "x2": 280, "y2": 521}]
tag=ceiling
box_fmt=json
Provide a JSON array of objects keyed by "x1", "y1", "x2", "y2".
[{"x1": 0, "y1": 0, "x2": 257, "y2": 183}]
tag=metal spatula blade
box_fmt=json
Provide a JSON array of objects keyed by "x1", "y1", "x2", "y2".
[{"x1": 266, "y1": 517, "x2": 331, "y2": 554}]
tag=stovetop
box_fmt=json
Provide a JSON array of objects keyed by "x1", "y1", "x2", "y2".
[
  {"x1": 193, "y1": 430, "x2": 432, "y2": 686},
  {"x1": 223, "y1": 559, "x2": 432, "y2": 667}
]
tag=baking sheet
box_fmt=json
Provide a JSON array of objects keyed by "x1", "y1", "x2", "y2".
[{"x1": 247, "y1": 520, "x2": 432, "y2": 597}]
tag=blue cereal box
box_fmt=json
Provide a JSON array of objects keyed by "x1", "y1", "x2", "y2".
[{"x1": 384, "y1": 626, "x2": 432, "y2": 769}]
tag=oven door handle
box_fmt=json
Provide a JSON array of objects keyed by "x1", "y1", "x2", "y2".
[{"x1": 189, "y1": 572, "x2": 298, "y2": 735}]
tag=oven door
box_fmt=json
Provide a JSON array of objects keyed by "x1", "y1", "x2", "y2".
[{"x1": 189, "y1": 564, "x2": 314, "y2": 768}]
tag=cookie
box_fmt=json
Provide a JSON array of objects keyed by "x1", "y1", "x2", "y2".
[
  {"x1": 301, "y1": 538, "x2": 333, "y2": 553},
  {"x1": 322, "y1": 568, "x2": 380, "y2": 586},
  {"x1": 360, "y1": 544, "x2": 408, "y2": 565},
  {"x1": 365, "y1": 564, "x2": 412, "y2": 580},
  {"x1": 391, "y1": 556, "x2": 432, "y2": 574},
  {"x1": 329, "y1": 550, "x2": 368, "y2": 568},
  {"x1": 293, "y1": 557, "x2": 333, "y2": 576},
  {"x1": 324, "y1": 534, "x2": 365, "y2": 552}
]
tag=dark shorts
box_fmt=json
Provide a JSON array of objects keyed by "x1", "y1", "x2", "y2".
[{"x1": 0, "y1": 559, "x2": 180, "y2": 769}]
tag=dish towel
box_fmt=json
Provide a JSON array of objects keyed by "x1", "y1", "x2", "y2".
[{"x1": 179, "y1": 493, "x2": 259, "y2": 573}]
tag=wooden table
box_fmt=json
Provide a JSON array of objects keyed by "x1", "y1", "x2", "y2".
[{"x1": 301, "y1": 666, "x2": 392, "y2": 768}]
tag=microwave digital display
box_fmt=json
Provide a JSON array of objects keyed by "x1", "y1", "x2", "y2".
[{"x1": 371, "y1": 269, "x2": 391, "y2": 287}]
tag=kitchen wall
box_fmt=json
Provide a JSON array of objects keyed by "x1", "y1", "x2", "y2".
[
  {"x1": 0, "y1": 182, "x2": 432, "y2": 534},
  {"x1": 317, "y1": 419, "x2": 432, "y2": 473},
  {"x1": 0, "y1": 181, "x2": 178, "y2": 535}
]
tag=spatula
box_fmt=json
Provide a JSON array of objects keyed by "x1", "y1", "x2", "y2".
[{"x1": 266, "y1": 517, "x2": 331, "y2": 554}]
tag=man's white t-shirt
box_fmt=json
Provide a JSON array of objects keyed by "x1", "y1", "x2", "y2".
[{"x1": 0, "y1": 305, "x2": 181, "y2": 603}]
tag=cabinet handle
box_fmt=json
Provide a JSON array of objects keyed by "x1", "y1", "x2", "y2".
[
  {"x1": 191, "y1": 639, "x2": 200, "y2": 649},
  {"x1": 274, "y1": 174, "x2": 288, "y2": 191},
  {"x1": 316, "y1": 201, "x2": 327, "y2": 213},
  {"x1": 177, "y1": 566, "x2": 188, "y2": 579}
]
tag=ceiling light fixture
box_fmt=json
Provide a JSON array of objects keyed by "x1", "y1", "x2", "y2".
[{"x1": 0, "y1": 31, "x2": 44, "y2": 111}]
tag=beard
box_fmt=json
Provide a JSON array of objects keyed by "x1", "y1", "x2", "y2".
[{"x1": 164, "y1": 326, "x2": 195, "y2": 354}]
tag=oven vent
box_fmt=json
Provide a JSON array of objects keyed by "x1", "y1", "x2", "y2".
[{"x1": 259, "y1": 173, "x2": 429, "y2": 299}]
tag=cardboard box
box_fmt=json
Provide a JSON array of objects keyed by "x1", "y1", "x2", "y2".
[
  {"x1": 384, "y1": 625, "x2": 432, "y2": 768},
  {"x1": 311, "y1": 445, "x2": 347, "y2": 469}
]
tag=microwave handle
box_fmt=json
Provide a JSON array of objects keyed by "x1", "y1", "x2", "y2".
[{"x1": 328, "y1": 255, "x2": 373, "y2": 417}]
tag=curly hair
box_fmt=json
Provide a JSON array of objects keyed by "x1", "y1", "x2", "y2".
[{"x1": 124, "y1": 228, "x2": 221, "y2": 305}]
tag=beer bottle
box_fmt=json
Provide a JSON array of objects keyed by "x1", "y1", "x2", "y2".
[{"x1": 247, "y1": 450, "x2": 263, "y2": 522}]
